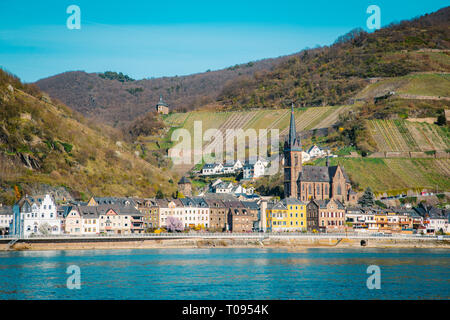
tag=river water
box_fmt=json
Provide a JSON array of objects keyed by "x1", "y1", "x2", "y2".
[{"x1": 0, "y1": 248, "x2": 448, "y2": 299}]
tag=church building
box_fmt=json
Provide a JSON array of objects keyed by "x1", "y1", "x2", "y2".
[{"x1": 283, "y1": 104, "x2": 355, "y2": 203}]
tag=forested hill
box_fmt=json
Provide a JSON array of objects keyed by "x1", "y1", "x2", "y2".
[
  {"x1": 217, "y1": 6, "x2": 450, "y2": 109},
  {"x1": 35, "y1": 6, "x2": 450, "y2": 126},
  {"x1": 35, "y1": 57, "x2": 284, "y2": 126}
]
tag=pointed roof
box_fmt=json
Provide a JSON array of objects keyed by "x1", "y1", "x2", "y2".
[
  {"x1": 156, "y1": 94, "x2": 168, "y2": 107},
  {"x1": 178, "y1": 176, "x2": 191, "y2": 185},
  {"x1": 286, "y1": 103, "x2": 302, "y2": 151}
]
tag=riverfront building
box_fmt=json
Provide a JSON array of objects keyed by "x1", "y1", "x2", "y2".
[
  {"x1": 266, "y1": 198, "x2": 307, "y2": 232},
  {"x1": 18, "y1": 194, "x2": 62, "y2": 236},
  {"x1": 0, "y1": 206, "x2": 13, "y2": 235}
]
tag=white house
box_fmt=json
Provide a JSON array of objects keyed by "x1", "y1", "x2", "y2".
[
  {"x1": 345, "y1": 209, "x2": 377, "y2": 232},
  {"x1": 21, "y1": 194, "x2": 62, "y2": 236},
  {"x1": 210, "y1": 179, "x2": 223, "y2": 189},
  {"x1": 253, "y1": 160, "x2": 266, "y2": 178},
  {"x1": 425, "y1": 215, "x2": 449, "y2": 234},
  {"x1": 222, "y1": 164, "x2": 235, "y2": 174},
  {"x1": 215, "y1": 182, "x2": 234, "y2": 193},
  {"x1": 158, "y1": 198, "x2": 210, "y2": 229},
  {"x1": 233, "y1": 160, "x2": 243, "y2": 170},
  {"x1": 201, "y1": 163, "x2": 224, "y2": 175},
  {"x1": 301, "y1": 151, "x2": 311, "y2": 163},
  {"x1": 307, "y1": 145, "x2": 326, "y2": 158},
  {"x1": 0, "y1": 206, "x2": 13, "y2": 235}
]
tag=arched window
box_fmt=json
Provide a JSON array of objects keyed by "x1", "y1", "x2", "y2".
[
  {"x1": 337, "y1": 185, "x2": 342, "y2": 195},
  {"x1": 317, "y1": 186, "x2": 320, "y2": 194},
  {"x1": 308, "y1": 185, "x2": 312, "y2": 194}
]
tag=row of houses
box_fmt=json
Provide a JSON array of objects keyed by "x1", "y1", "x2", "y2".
[
  {"x1": 265, "y1": 198, "x2": 346, "y2": 232},
  {"x1": 289, "y1": 145, "x2": 334, "y2": 164},
  {"x1": 265, "y1": 199, "x2": 450, "y2": 234},
  {"x1": 4, "y1": 194, "x2": 264, "y2": 236},
  {"x1": 208, "y1": 179, "x2": 255, "y2": 196},
  {"x1": 201, "y1": 159, "x2": 269, "y2": 179},
  {"x1": 135, "y1": 196, "x2": 260, "y2": 232},
  {"x1": 2, "y1": 194, "x2": 448, "y2": 236},
  {"x1": 8, "y1": 195, "x2": 145, "y2": 237},
  {"x1": 345, "y1": 206, "x2": 450, "y2": 234}
]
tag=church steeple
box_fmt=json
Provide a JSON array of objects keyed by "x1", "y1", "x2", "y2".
[
  {"x1": 283, "y1": 103, "x2": 303, "y2": 199},
  {"x1": 286, "y1": 103, "x2": 302, "y2": 151}
]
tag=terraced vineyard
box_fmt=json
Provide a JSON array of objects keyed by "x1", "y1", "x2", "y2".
[
  {"x1": 165, "y1": 106, "x2": 349, "y2": 134},
  {"x1": 316, "y1": 157, "x2": 450, "y2": 193},
  {"x1": 164, "y1": 106, "x2": 350, "y2": 145},
  {"x1": 162, "y1": 106, "x2": 350, "y2": 169},
  {"x1": 356, "y1": 72, "x2": 450, "y2": 100},
  {"x1": 367, "y1": 119, "x2": 450, "y2": 152}
]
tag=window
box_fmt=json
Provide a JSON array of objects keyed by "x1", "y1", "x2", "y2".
[{"x1": 337, "y1": 185, "x2": 342, "y2": 195}]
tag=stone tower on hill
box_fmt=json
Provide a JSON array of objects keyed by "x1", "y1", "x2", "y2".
[{"x1": 155, "y1": 95, "x2": 169, "y2": 115}]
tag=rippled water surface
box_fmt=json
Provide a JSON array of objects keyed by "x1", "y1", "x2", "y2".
[{"x1": 0, "y1": 248, "x2": 449, "y2": 299}]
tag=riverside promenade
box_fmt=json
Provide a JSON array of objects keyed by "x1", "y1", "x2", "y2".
[
  {"x1": 1, "y1": 232, "x2": 449, "y2": 241},
  {"x1": 1, "y1": 233, "x2": 449, "y2": 251}
]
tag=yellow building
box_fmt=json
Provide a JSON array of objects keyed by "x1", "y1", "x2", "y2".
[{"x1": 266, "y1": 198, "x2": 307, "y2": 232}]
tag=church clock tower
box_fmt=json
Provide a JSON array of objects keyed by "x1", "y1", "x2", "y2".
[{"x1": 284, "y1": 104, "x2": 303, "y2": 198}]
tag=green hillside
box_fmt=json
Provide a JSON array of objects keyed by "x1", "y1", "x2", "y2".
[
  {"x1": 356, "y1": 72, "x2": 450, "y2": 99},
  {"x1": 315, "y1": 157, "x2": 450, "y2": 194},
  {"x1": 217, "y1": 8, "x2": 450, "y2": 109},
  {"x1": 0, "y1": 70, "x2": 176, "y2": 204}
]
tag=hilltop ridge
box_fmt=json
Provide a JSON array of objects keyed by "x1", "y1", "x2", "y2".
[{"x1": 34, "y1": 6, "x2": 450, "y2": 127}]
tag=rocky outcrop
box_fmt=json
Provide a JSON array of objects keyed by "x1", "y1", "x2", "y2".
[{"x1": 19, "y1": 152, "x2": 40, "y2": 170}]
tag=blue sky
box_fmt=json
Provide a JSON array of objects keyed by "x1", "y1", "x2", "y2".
[{"x1": 0, "y1": 0, "x2": 447, "y2": 82}]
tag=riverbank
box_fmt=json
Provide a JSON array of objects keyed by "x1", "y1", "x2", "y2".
[{"x1": 2, "y1": 237, "x2": 450, "y2": 251}]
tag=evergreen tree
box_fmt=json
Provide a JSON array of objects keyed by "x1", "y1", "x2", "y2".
[
  {"x1": 358, "y1": 187, "x2": 375, "y2": 207},
  {"x1": 156, "y1": 189, "x2": 164, "y2": 199}
]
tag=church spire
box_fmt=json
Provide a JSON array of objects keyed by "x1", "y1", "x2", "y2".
[{"x1": 287, "y1": 103, "x2": 301, "y2": 150}]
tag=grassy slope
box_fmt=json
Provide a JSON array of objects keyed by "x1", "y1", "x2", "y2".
[
  {"x1": 0, "y1": 73, "x2": 176, "y2": 203},
  {"x1": 315, "y1": 157, "x2": 450, "y2": 194},
  {"x1": 356, "y1": 71, "x2": 450, "y2": 99}
]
